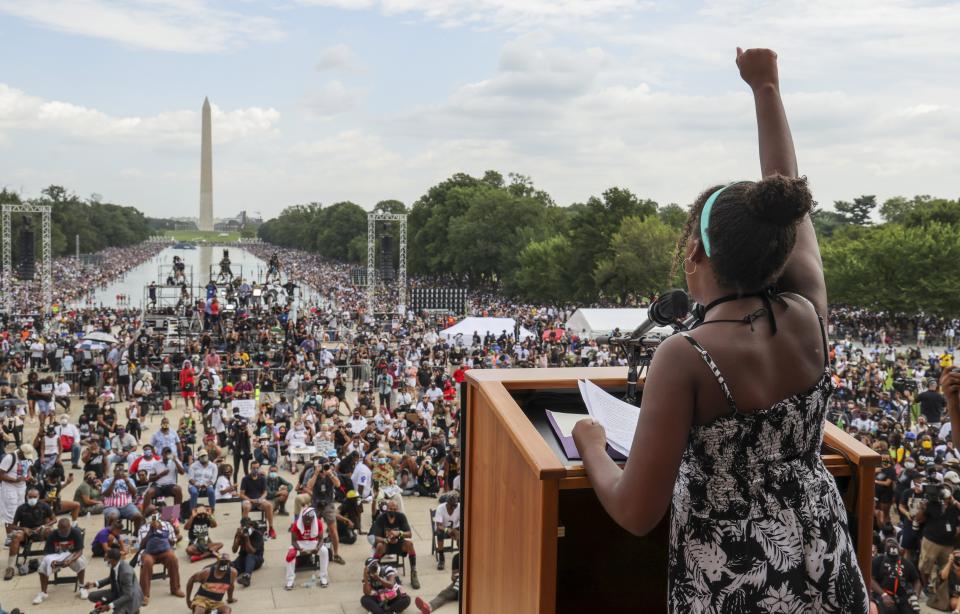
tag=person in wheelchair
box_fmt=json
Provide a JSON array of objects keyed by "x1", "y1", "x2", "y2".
[
  {"x1": 284, "y1": 506, "x2": 329, "y2": 590},
  {"x1": 4, "y1": 488, "x2": 55, "y2": 580},
  {"x1": 432, "y1": 493, "x2": 460, "y2": 571}
]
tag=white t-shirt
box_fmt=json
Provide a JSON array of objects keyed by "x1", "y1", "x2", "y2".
[
  {"x1": 214, "y1": 475, "x2": 235, "y2": 501},
  {"x1": 42, "y1": 434, "x2": 59, "y2": 456},
  {"x1": 351, "y1": 463, "x2": 372, "y2": 499},
  {"x1": 434, "y1": 503, "x2": 461, "y2": 529}
]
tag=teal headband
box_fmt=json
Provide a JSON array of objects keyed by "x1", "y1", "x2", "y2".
[{"x1": 699, "y1": 182, "x2": 738, "y2": 258}]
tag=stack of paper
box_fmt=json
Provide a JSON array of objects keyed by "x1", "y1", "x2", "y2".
[{"x1": 578, "y1": 379, "x2": 641, "y2": 456}]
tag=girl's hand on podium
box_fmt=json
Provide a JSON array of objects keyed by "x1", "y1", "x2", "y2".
[{"x1": 573, "y1": 418, "x2": 606, "y2": 454}]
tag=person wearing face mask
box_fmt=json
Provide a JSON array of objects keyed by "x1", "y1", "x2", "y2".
[
  {"x1": 188, "y1": 450, "x2": 218, "y2": 512},
  {"x1": 917, "y1": 435, "x2": 938, "y2": 467},
  {"x1": 264, "y1": 464, "x2": 291, "y2": 516},
  {"x1": 938, "y1": 548, "x2": 960, "y2": 614},
  {"x1": 33, "y1": 517, "x2": 88, "y2": 604},
  {"x1": 83, "y1": 547, "x2": 143, "y2": 614},
  {"x1": 898, "y1": 472, "x2": 926, "y2": 563},
  {"x1": 371, "y1": 499, "x2": 419, "y2": 590},
  {"x1": 73, "y1": 471, "x2": 105, "y2": 516},
  {"x1": 870, "y1": 537, "x2": 921, "y2": 614},
  {"x1": 876, "y1": 457, "x2": 896, "y2": 527},
  {"x1": 239, "y1": 462, "x2": 276, "y2": 539},
  {"x1": 150, "y1": 418, "x2": 182, "y2": 462},
  {"x1": 284, "y1": 506, "x2": 329, "y2": 590},
  {"x1": 916, "y1": 472, "x2": 960, "y2": 607},
  {"x1": 185, "y1": 552, "x2": 237, "y2": 614},
  {"x1": 55, "y1": 415, "x2": 82, "y2": 469},
  {"x1": 4, "y1": 488, "x2": 55, "y2": 580}
]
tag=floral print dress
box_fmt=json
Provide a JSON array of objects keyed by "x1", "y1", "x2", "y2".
[{"x1": 669, "y1": 332, "x2": 869, "y2": 613}]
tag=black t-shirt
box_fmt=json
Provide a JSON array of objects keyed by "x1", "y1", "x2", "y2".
[
  {"x1": 311, "y1": 473, "x2": 336, "y2": 508},
  {"x1": 189, "y1": 516, "x2": 214, "y2": 544},
  {"x1": 950, "y1": 567, "x2": 960, "y2": 598},
  {"x1": 13, "y1": 502, "x2": 54, "y2": 529},
  {"x1": 240, "y1": 474, "x2": 267, "y2": 500},
  {"x1": 45, "y1": 527, "x2": 84, "y2": 554},
  {"x1": 372, "y1": 512, "x2": 411, "y2": 539},
  {"x1": 918, "y1": 390, "x2": 946, "y2": 423},
  {"x1": 923, "y1": 500, "x2": 960, "y2": 546},
  {"x1": 872, "y1": 555, "x2": 918, "y2": 596},
  {"x1": 875, "y1": 468, "x2": 895, "y2": 502}
]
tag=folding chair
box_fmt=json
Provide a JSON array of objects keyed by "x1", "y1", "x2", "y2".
[
  {"x1": 379, "y1": 552, "x2": 407, "y2": 577},
  {"x1": 429, "y1": 508, "x2": 459, "y2": 564},
  {"x1": 14, "y1": 532, "x2": 46, "y2": 569}
]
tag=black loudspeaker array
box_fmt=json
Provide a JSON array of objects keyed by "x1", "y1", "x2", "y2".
[
  {"x1": 18, "y1": 224, "x2": 36, "y2": 281},
  {"x1": 410, "y1": 288, "x2": 467, "y2": 313}
]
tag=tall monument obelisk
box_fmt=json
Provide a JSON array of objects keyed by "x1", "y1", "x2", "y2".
[{"x1": 198, "y1": 97, "x2": 213, "y2": 231}]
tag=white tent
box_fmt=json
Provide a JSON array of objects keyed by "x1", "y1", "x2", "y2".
[
  {"x1": 440, "y1": 317, "x2": 535, "y2": 343},
  {"x1": 564, "y1": 308, "x2": 672, "y2": 339}
]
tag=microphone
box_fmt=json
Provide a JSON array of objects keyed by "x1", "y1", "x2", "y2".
[{"x1": 597, "y1": 290, "x2": 691, "y2": 345}]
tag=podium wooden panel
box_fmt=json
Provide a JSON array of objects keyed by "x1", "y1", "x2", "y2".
[{"x1": 461, "y1": 367, "x2": 880, "y2": 614}]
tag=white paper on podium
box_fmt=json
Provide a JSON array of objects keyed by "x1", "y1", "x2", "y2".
[{"x1": 578, "y1": 379, "x2": 640, "y2": 455}]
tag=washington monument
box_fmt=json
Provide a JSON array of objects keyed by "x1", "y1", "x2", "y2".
[{"x1": 198, "y1": 96, "x2": 213, "y2": 231}]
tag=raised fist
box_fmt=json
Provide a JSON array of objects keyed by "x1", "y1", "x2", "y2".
[{"x1": 736, "y1": 47, "x2": 779, "y2": 91}]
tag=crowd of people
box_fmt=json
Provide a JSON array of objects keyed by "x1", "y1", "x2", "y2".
[{"x1": 1, "y1": 239, "x2": 960, "y2": 612}]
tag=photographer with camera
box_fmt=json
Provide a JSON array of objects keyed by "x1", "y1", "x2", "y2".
[
  {"x1": 184, "y1": 505, "x2": 222, "y2": 562},
  {"x1": 134, "y1": 513, "x2": 183, "y2": 604},
  {"x1": 361, "y1": 557, "x2": 410, "y2": 614},
  {"x1": 871, "y1": 537, "x2": 921, "y2": 614},
  {"x1": 916, "y1": 471, "x2": 960, "y2": 608},
  {"x1": 231, "y1": 516, "x2": 264, "y2": 587},
  {"x1": 305, "y1": 456, "x2": 346, "y2": 565}
]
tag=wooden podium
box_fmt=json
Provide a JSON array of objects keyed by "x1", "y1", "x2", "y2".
[{"x1": 461, "y1": 367, "x2": 880, "y2": 613}]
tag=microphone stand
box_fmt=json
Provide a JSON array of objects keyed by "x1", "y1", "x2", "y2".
[{"x1": 610, "y1": 337, "x2": 656, "y2": 407}]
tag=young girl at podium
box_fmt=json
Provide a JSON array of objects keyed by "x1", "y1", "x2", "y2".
[{"x1": 574, "y1": 48, "x2": 870, "y2": 613}]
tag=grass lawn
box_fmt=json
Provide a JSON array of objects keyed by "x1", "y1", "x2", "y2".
[{"x1": 163, "y1": 229, "x2": 243, "y2": 242}]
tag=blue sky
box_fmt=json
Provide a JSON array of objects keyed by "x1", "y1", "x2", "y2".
[{"x1": 1, "y1": 0, "x2": 958, "y2": 220}]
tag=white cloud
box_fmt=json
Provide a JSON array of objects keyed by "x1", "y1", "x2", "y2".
[
  {"x1": 0, "y1": 0, "x2": 283, "y2": 53},
  {"x1": 302, "y1": 81, "x2": 366, "y2": 117},
  {"x1": 0, "y1": 83, "x2": 280, "y2": 146},
  {"x1": 316, "y1": 44, "x2": 365, "y2": 72},
  {"x1": 297, "y1": 0, "x2": 650, "y2": 28}
]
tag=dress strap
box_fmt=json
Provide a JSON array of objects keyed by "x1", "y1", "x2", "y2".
[
  {"x1": 679, "y1": 332, "x2": 738, "y2": 415},
  {"x1": 817, "y1": 315, "x2": 829, "y2": 369}
]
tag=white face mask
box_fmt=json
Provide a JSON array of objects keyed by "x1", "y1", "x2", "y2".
[{"x1": 27, "y1": 498, "x2": 38, "y2": 506}]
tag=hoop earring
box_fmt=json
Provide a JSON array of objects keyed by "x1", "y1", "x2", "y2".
[{"x1": 683, "y1": 257, "x2": 697, "y2": 276}]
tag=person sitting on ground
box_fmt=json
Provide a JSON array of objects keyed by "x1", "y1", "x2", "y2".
[
  {"x1": 135, "y1": 513, "x2": 184, "y2": 605},
  {"x1": 239, "y1": 461, "x2": 276, "y2": 539},
  {"x1": 185, "y1": 552, "x2": 237, "y2": 614},
  {"x1": 4, "y1": 487, "x2": 55, "y2": 581},
  {"x1": 231, "y1": 517, "x2": 264, "y2": 588},
  {"x1": 433, "y1": 492, "x2": 460, "y2": 571},
  {"x1": 33, "y1": 517, "x2": 88, "y2": 605},
  {"x1": 361, "y1": 557, "x2": 410, "y2": 614},
  {"x1": 371, "y1": 499, "x2": 420, "y2": 589},
  {"x1": 73, "y1": 471, "x2": 103, "y2": 516},
  {"x1": 415, "y1": 553, "x2": 460, "y2": 613},
  {"x1": 91, "y1": 516, "x2": 126, "y2": 558},
  {"x1": 284, "y1": 506, "x2": 330, "y2": 590},
  {"x1": 184, "y1": 505, "x2": 222, "y2": 562}
]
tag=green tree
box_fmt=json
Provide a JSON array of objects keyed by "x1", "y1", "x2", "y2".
[
  {"x1": 658, "y1": 204, "x2": 687, "y2": 230},
  {"x1": 833, "y1": 195, "x2": 877, "y2": 226},
  {"x1": 373, "y1": 200, "x2": 407, "y2": 214},
  {"x1": 594, "y1": 215, "x2": 678, "y2": 302},
  {"x1": 506, "y1": 235, "x2": 574, "y2": 303},
  {"x1": 821, "y1": 222, "x2": 960, "y2": 315},
  {"x1": 315, "y1": 201, "x2": 366, "y2": 262},
  {"x1": 811, "y1": 208, "x2": 849, "y2": 238}
]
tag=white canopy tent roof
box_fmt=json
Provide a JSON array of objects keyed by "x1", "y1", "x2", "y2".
[
  {"x1": 564, "y1": 308, "x2": 673, "y2": 339},
  {"x1": 440, "y1": 317, "x2": 535, "y2": 343}
]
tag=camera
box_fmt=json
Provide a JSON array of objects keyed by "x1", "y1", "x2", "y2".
[
  {"x1": 924, "y1": 482, "x2": 943, "y2": 503},
  {"x1": 366, "y1": 559, "x2": 380, "y2": 575}
]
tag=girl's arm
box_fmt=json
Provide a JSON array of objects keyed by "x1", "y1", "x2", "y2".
[{"x1": 737, "y1": 47, "x2": 826, "y2": 316}]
